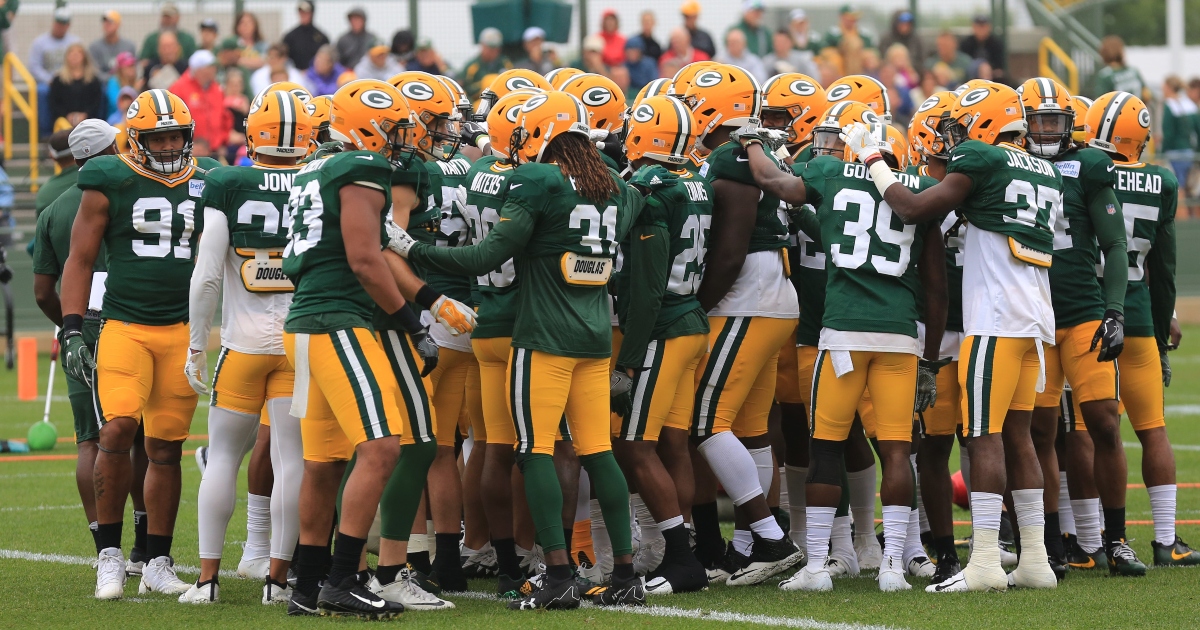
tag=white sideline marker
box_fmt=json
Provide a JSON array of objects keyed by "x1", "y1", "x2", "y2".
[{"x1": 0, "y1": 548, "x2": 237, "y2": 578}]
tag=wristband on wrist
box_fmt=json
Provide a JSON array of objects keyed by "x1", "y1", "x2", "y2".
[
  {"x1": 414, "y1": 285, "x2": 442, "y2": 310},
  {"x1": 62, "y1": 314, "x2": 84, "y2": 334},
  {"x1": 391, "y1": 306, "x2": 424, "y2": 335},
  {"x1": 863, "y1": 153, "x2": 884, "y2": 168}
]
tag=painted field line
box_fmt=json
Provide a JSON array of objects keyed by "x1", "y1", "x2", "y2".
[
  {"x1": 0, "y1": 549, "x2": 236, "y2": 578},
  {"x1": 0, "y1": 504, "x2": 81, "y2": 513},
  {"x1": 1165, "y1": 404, "x2": 1200, "y2": 415},
  {"x1": 917, "y1": 520, "x2": 1200, "y2": 526},
  {"x1": 1124, "y1": 441, "x2": 1200, "y2": 452}
]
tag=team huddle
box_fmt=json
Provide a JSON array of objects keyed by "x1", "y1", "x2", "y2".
[{"x1": 32, "y1": 57, "x2": 1196, "y2": 619}]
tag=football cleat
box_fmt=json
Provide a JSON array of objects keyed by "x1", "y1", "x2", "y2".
[
  {"x1": 194, "y1": 445, "x2": 208, "y2": 474},
  {"x1": 126, "y1": 547, "x2": 146, "y2": 577},
  {"x1": 461, "y1": 543, "x2": 499, "y2": 578},
  {"x1": 497, "y1": 573, "x2": 530, "y2": 599},
  {"x1": 1049, "y1": 555, "x2": 1068, "y2": 582},
  {"x1": 263, "y1": 578, "x2": 291, "y2": 605},
  {"x1": 287, "y1": 584, "x2": 321, "y2": 616},
  {"x1": 779, "y1": 563, "x2": 833, "y2": 592},
  {"x1": 237, "y1": 554, "x2": 270, "y2": 580},
  {"x1": 178, "y1": 579, "x2": 219, "y2": 604},
  {"x1": 907, "y1": 556, "x2": 936, "y2": 578},
  {"x1": 139, "y1": 556, "x2": 191, "y2": 595},
  {"x1": 1152, "y1": 536, "x2": 1200, "y2": 567},
  {"x1": 576, "y1": 552, "x2": 603, "y2": 586},
  {"x1": 1106, "y1": 539, "x2": 1147, "y2": 577},
  {"x1": 588, "y1": 574, "x2": 646, "y2": 607},
  {"x1": 317, "y1": 575, "x2": 404, "y2": 619},
  {"x1": 633, "y1": 535, "x2": 666, "y2": 576},
  {"x1": 925, "y1": 564, "x2": 1008, "y2": 593},
  {"x1": 727, "y1": 535, "x2": 804, "y2": 586},
  {"x1": 930, "y1": 554, "x2": 961, "y2": 585},
  {"x1": 644, "y1": 558, "x2": 708, "y2": 595},
  {"x1": 878, "y1": 557, "x2": 912, "y2": 592},
  {"x1": 95, "y1": 547, "x2": 127, "y2": 600},
  {"x1": 854, "y1": 534, "x2": 883, "y2": 571},
  {"x1": 1067, "y1": 543, "x2": 1106, "y2": 570},
  {"x1": 826, "y1": 553, "x2": 860, "y2": 578},
  {"x1": 369, "y1": 568, "x2": 455, "y2": 611},
  {"x1": 430, "y1": 556, "x2": 468, "y2": 593},
  {"x1": 1006, "y1": 560, "x2": 1058, "y2": 589},
  {"x1": 507, "y1": 574, "x2": 580, "y2": 610},
  {"x1": 999, "y1": 544, "x2": 1019, "y2": 568},
  {"x1": 708, "y1": 541, "x2": 746, "y2": 584}
]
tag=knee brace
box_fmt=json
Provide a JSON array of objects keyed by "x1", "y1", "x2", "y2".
[{"x1": 806, "y1": 438, "x2": 846, "y2": 487}]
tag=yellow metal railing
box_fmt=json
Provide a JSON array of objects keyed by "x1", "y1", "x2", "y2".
[
  {"x1": 2, "y1": 52, "x2": 37, "y2": 192},
  {"x1": 1038, "y1": 37, "x2": 1079, "y2": 96}
]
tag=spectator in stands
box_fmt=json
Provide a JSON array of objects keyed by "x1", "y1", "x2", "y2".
[
  {"x1": 816, "y1": 49, "x2": 844, "y2": 86},
  {"x1": 0, "y1": 0, "x2": 17, "y2": 59},
  {"x1": 926, "y1": 31, "x2": 971, "y2": 86},
  {"x1": 578, "y1": 34, "x2": 608, "y2": 75},
  {"x1": 1091, "y1": 35, "x2": 1148, "y2": 101},
  {"x1": 659, "y1": 27, "x2": 708, "y2": 77},
  {"x1": 89, "y1": 11, "x2": 135, "y2": 80},
  {"x1": 391, "y1": 29, "x2": 415, "y2": 66},
  {"x1": 335, "y1": 6, "x2": 379, "y2": 69},
  {"x1": 627, "y1": 11, "x2": 662, "y2": 63},
  {"x1": 1159, "y1": 75, "x2": 1199, "y2": 204},
  {"x1": 407, "y1": 39, "x2": 448, "y2": 76},
  {"x1": 108, "y1": 85, "x2": 136, "y2": 125},
  {"x1": 49, "y1": 43, "x2": 103, "y2": 127},
  {"x1": 625, "y1": 39, "x2": 657, "y2": 94},
  {"x1": 598, "y1": 9, "x2": 626, "y2": 69},
  {"x1": 235, "y1": 12, "x2": 268, "y2": 71},
  {"x1": 787, "y1": 9, "x2": 821, "y2": 55},
  {"x1": 515, "y1": 27, "x2": 555, "y2": 75},
  {"x1": 716, "y1": 29, "x2": 766, "y2": 83},
  {"x1": 354, "y1": 45, "x2": 401, "y2": 82},
  {"x1": 224, "y1": 69, "x2": 249, "y2": 158},
  {"x1": 305, "y1": 44, "x2": 348, "y2": 95},
  {"x1": 140, "y1": 3, "x2": 197, "y2": 68},
  {"x1": 878, "y1": 62, "x2": 912, "y2": 126},
  {"x1": 283, "y1": 1, "x2": 329, "y2": 71},
  {"x1": 763, "y1": 28, "x2": 817, "y2": 77},
  {"x1": 29, "y1": 7, "x2": 79, "y2": 134},
  {"x1": 35, "y1": 130, "x2": 77, "y2": 218},
  {"x1": 969, "y1": 58, "x2": 993, "y2": 81},
  {"x1": 823, "y1": 5, "x2": 875, "y2": 53},
  {"x1": 930, "y1": 61, "x2": 953, "y2": 91},
  {"x1": 680, "y1": 1, "x2": 715, "y2": 59},
  {"x1": 730, "y1": 0, "x2": 770, "y2": 58},
  {"x1": 172, "y1": 49, "x2": 231, "y2": 154},
  {"x1": 104, "y1": 52, "x2": 139, "y2": 116},
  {"x1": 879, "y1": 10, "x2": 923, "y2": 74},
  {"x1": 1187, "y1": 78, "x2": 1200, "y2": 108},
  {"x1": 197, "y1": 19, "x2": 219, "y2": 53},
  {"x1": 610, "y1": 64, "x2": 630, "y2": 95},
  {"x1": 909, "y1": 69, "x2": 942, "y2": 106},
  {"x1": 460, "y1": 27, "x2": 511, "y2": 100},
  {"x1": 885, "y1": 43, "x2": 917, "y2": 92},
  {"x1": 216, "y1": 37, "x2": 252, "y2": 100},
  {"x1": 145, "y1": 31, "x2": 188, "y2": 91},
  {"x1": 251, "y1": 42, "x2": 305, "y2": 94},
  {"x1": 959, "y1": 15, "x2": 1005, "y2": 81}
]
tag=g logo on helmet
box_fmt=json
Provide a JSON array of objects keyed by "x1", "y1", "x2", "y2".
[
  {"x1": 1137, "y1": 107, "x2": 1151, "y2": 128},
  {"x1": 249, "y1": 92, "x2": 265, "y2": 115},
  {"x1": 506, "y1": 76, "x2": 536, "y2": 91},
  {"x1": 694, "y1": 71, "x2": 723, "y2": 88},
  {"x1": 827, "y1": 84, "x2": 852, "y2": 101},
  {"x1": 400, "y1": 81, "x2": 435, "y2": 102},
  {"x1": 789, "y1": 80, "x2": 816, "y2": 97},
  {"x1": 917, "y1": 95, "x2": 942, "y2": 113},
  {"x1": 959, "y1": 88, "x2": 990, "y2": 108},
  {"x1": 289, "y1": 89, "x2": 312, "y2": 104},
  {"x1": 631, "y1": 103, "x2": 655, "y2": 124},
  {"x1": 861, "y1": 111, "x2": 881, "y2": 125},
  {"x1": 126, "y1": 100, "x2": 140, "y2": 120},
  {"x1": 520, "y1": 93, "x2": 549, "y2": 112},
  {"x1": 505, "y1": 103, "x2": 522, "y2": 123},
  {"x1": 581, "y1": 87, "x2": 611, "y2": 107},
  {"x1": 360, "y1": 89, "x2": 395, "y2": 109}
]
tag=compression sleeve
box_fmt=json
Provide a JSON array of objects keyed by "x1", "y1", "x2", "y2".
[
  {"x1": 1088, "y1": 186, "x2": 1128, "y2": 314},
  {"x1": 189, "y1": 207, "x2": 228, "y2": 351},
  {"x1": 409, "y1": 200, "x2": 532, "y2": 276},
  {"x1": 615, "y1": 222, "x2": 671, "y2": 371},
  {"x1": 1147, "y1": 216, "x2": 1177, "y2": 348}
]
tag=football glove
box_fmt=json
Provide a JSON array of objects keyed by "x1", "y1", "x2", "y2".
[
  {"x1": 730, "y1": 123, "x2": 764, "y2": 149},
  {"x1": 411, "y1": 328, "x2": 439, "y2": 377},
  {"x1": 761, "y1": 128, "x2": 791, "y2": 152},
  {"x1": 432, "y1": 295, "x2": 477, "y2": 336},
  {"x1": 840, "y1": 121, "x2": 883, "y2": 164},
  {"x1": 628, "y1": 164, "x2": 678, "y2": 195},
  {"x1": 610, "y1": 369, "x2": 634, "y2": 418},
  {"x1": 915, "y1": 358, "x2": 951, "y2": 413},
  {"x1": 61, "y1": 331, "x2": 95, "y2": 388},
  {"x1": 596, "y1": 130, "x2": 628, "y2": 170},
  {"x1": 1161, "y1": 350, "x2": 1172, "y2": 388},
  {"x1": 184, "y1": 350, "x2": 210, "y2": 396},
  {"x1": 384, "y1": 220, "x2": 417, "y2": 257},
  {"x1": 1089, "y1": 309, "x2": 1124, "y2": 361},
  {"x1": 461, "y1": 121, "x2": 489, "y2": 151}
]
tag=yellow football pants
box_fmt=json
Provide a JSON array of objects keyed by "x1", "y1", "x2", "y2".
[
  {"x1": 95, "y1": 320, "x2": 197, "y2": 442},
  {"x1": 693, "y1": 316, "x2": 795, "y2": 439},
  {"x1": 508, "y1": 348, "x2": 610, "y2": 456},
  {"x1": 811, "y1": 350, "x2": 917, "y2": 442},
  {"x1": 1035, "y1": 321, "x2": 1118, "y2": 408},
  {"x1": 613, "y1": 333, "x2": 708, "y2": 441},
  {"x1": 1116, "y1": 336, "x2": 1166, "y2": 431},
  {"x1": 473, "y1": 336, "x2": 516, "y2": 446},
  {"x1": 959, "y1": 335, "x2": 1040, "y2": 438}
]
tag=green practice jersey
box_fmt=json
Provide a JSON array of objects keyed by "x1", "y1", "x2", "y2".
[
  {"x1": 615, "y1": 168, "x2": 711, "y2": 370},
  {"x1": 283, "y1": 150, "x2": 394, "y2": 333},
  {"x1": 701, "y1": 141, "x2": 789, "y2": 253},
  {"x1": 459, "y1": 155, "x2": 519, "y2": 339},
  {"x1": 301, "y1": 141, "x2": 342, "y2": 164},
  {"x1": 32, "y1": 186, "x2": 107, "y2": 278},
  {"x1": 906, "y1": 164, "x2": 965, "y2": 333},
  {"x1": 1106, "y1": 162, "x2": 1177, "y2": 342},
  {"x1": 372, "y1": 156, "x2": 435, "y2": 332},
  {"x1": 199, "y1": 164, "x2": 300, "y2": 293},
  {"x1": 407, "y1": 154, "x2": 474, "y2": 303},
  {"x1": 791, "y1": 154, "x2": 826, "y2": 347},
  {"x1": 946, "y1": 139, "x2": 1059, "y2": 255},
  {"x1": 1049, "y1": 147, "x2": 1122, "y2": 328},
  {"x1": 76, "y1": 155, "x2": 221, "y2": 325},
  {"x1": 799, "y1": 158, "x2": 936, "y2": 337},
  {"x1": 410, "y1": 162, "x2": 643, "y2": 358}
]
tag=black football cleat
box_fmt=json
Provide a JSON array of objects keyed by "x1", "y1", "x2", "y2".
[
  {"x1": 507, "y1": 574, "x2": 579, "y2": 610},
  {"x1": 930, "y1": 553, "x2": 961, "y2": 585},
  {"x1": 726, "y1": 535, "x2": 803, "y2": 586},
  {"x1": 287, "y1": 584, "x2": 321, "y2": 617},
  {"x1": 1106, "y1": 538, "x2": 1147, "y2": 577},
  {"x1": 588, "y1": 574, "x2": 646, "y2": 606},
  {"x1": 1152, "y1": 536, "x2": 1200, "y2": 567},
  {"x1": 317, "y1": 575, "x2": 404, "y2": 619}
]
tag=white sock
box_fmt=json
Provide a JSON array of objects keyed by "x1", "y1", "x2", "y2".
[
  {"x1": 1147, "y1": 484, "x2": 1178, "y2": 545},
  {"x1": 657, "y1": 515, "x2": 684, "y2": 530},
  {"x1": 576, "y1": 468, "x2": 592, "y2": 522},
  {"x1": 904, "y1": 508, "x2": 926, "y2": 564},
  {"x1": 1058, "y1": 471, "x2": 1076, "y2": 536},
  {"x1": 1071, "y1": 498, "x2": 1101, "y2": 552},
  {"x1": 196, "y1": 406, "x2": 259, "y2": 560},
  {"x1": 785, "y1": 465, "x2": 808, "y2": 552},
  {"x1": 462, "y1": 434, "x2": 474, "y2": 465},
  {"x1": 968, "y1": 492, "x2": 1003, "y2": 570},
  {"x1": 1012, "y1": 488, "x2": 1048, "y2": 569},
  {"x1": 806, "y1": 507, "x2": 836, "y2": 568},
  {"x1": 268, "y1": 397, "x2": 303, "y2": 561},
  {"x1": 697, "y1": 431, "x2": 764, "y2": 506},
  {"x1": 881, "y1": 505, "x2": 908, "y2": 563},
  {"x1": 732, "y1": 529, "x2": 753, "y2": 556},
  {"x1": 426, "y1": 520, "x2": 436, "y2": 561},
  {"x1": 749, "y1": 514, "x2": 785, "y2": 542},
  {"x1": 244, "y1": 493, "x2": 272, "y2": 560},
  {"x1": 831, "y1": 515, "x2": 856, "y2": 564},
  {"x1": 960, "y1": 447, "x2": 971, "y2": 495},
  {"x1": 847, "y1": 465, "x2": 877, "y2": 540},
  {"x1": 778, "y1": 466, "x2": 790, "y2": 511},
  {"x1": 748, "y1": 446, "x2": 774, "y2": 499}
]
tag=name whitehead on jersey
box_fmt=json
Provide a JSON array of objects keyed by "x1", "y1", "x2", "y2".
[{"x1": 1116, "y1": 170, "x2": 1162, "y2": 194}]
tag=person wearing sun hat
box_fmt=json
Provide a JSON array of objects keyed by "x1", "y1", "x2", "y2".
[
  {"x1": 89, "y1": 10, "x2": 136, "y2": 79},
  {"x1": 680, "y1": 1, "x2": 715, "y2": 58},
  {"x1": 822, "y1": 4, "x2": 875, "y2": 52},
  {"x1": 729, "y1": 0, "x2": 770, "y2": 57}
]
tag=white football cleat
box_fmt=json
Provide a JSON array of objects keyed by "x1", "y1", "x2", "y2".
[
  {"x1": 95, "y1": 548, "x2": 126, "y2": 600},
  {"x1": 854, "y1": 534, "x2": 883, "y2": 571},
  {"x1": 907, "y1": 556, "x2": 936, "y2": 578},
  {"x1": 237, "y1": 555, "x2": 270, "y2": 580},
  {"x1": 178, "y1": 580, "x2": 219, "y2": 604},
  {"x1": 925, "y1": 564, "x2": 1008, "y2": 593},
  {"x1": 125, "y1": 558, "x2": 145, "y2": 577},
  {"x1": 369, "y1": 568, "x2": 455, "y2": 610},
  {"x1": 263, "y1": 579, "x2": 292, "y2": 604},
  {"x1": 139, "y1": 556, "x2": 191, "y2": 595},
  {"x1": 999, "y1": 544, "x2": 1019, "y2": 568},
  {"x1": 878, "y1": 557, "x2": 912, "y2": 592},
  {"x1": 461, "y1": 543, "x2": 498, "y2": 578},
  {"x1": 633, "y1": 535, "x2": 666, "y2": 575},
  {"x1": 779, "y1": 564, "x2": 833, "y2": 592}
]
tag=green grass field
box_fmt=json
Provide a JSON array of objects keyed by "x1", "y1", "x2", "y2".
[{"x1": 2, "y1": 331, "x2": 1200, "y2": 629}]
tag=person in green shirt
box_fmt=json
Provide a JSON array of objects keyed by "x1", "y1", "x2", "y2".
[
  {"x1": 1159, "y1": 75, "x2": 1200, "y2": 199},
  {"x1": 35, "y1": 130, "x2": 77, "y2": 218},
  {"x1": 822, "y1": 5, "x2": 876, "y2": 54},
  {"x1": 459, "y1": 27, "x2": 512, "y2": 102},
  {"x1": 730, "y1": 0, "x2": 771, "y2": 57},
  {"x1": 138, "y1": 3, "x2": 197, "y2": 66},
  {"x1": 1090, "y1": 35, "x2": 1149, "y2": 101}
]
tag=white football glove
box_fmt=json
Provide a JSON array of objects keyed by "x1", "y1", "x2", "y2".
[
  {"x1": 184, "y1": 350, "x2": 210, "y2": 396},
  {"x1": 384, "y1": 220, "x2": 417, "y2": 257},
  {"x1": 840, "y1": 122, "x2": 883, "y2": 163},
  {"x1": 431, "y1": 294, "x2": 477, "y2": 336},
  {"x1": 729, "y1": 123, "x2": 764, "y2": 148}
]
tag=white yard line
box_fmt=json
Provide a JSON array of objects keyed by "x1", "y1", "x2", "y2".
[
  {"x1": 1123, "y1": 441, "x2": 1200, "y2": 452},
  {"x1": 1165, "y1": 404, "x2": 1200, "y2": 416},
  {"x1": 0, "y1": 549, "x2": 237, "y2": 578},
  {"x1": 0, "y1": 504, "x2": 82, "y2": 512},
  {"x1": 0, "y1": 472, "x2": 73, "y2": 479}
]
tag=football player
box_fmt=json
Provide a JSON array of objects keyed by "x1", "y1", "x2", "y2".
[
  {"x1": 840, "y1": 82, "x2": 1059, "y2": 592},
  {"x1": 1018, "y1": 78, "x2": 1138, "y2": 578},
  {"x1": 682, "y1": 64, "x2": 803, "y2": 586},
  {"x1": 1085, "y1": 93, "x2": 1199, "y2": 567},
  {"x1": 386, "y1": 91, "x2": 671, "y2": 609},
  {"x1": 759, "y1": 72, "x2": 827, "y2": 165},
  {"x1": 180, "y1": 89, "x2": 312, "y2": 604},
  {"x1": 60, "y1": 89, "x2": 222, "y2": 599},
  {"x1": 475, "y1": 69, "x2": 553, "y2": 121}
]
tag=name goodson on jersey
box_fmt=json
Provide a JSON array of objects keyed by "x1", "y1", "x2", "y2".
[
  {"x1": 839, "y1": 162, "x2": 925, "y2": 188},
  {"x1": 1116, "y1": 170, "x2": 1162, "y2": 194}
]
